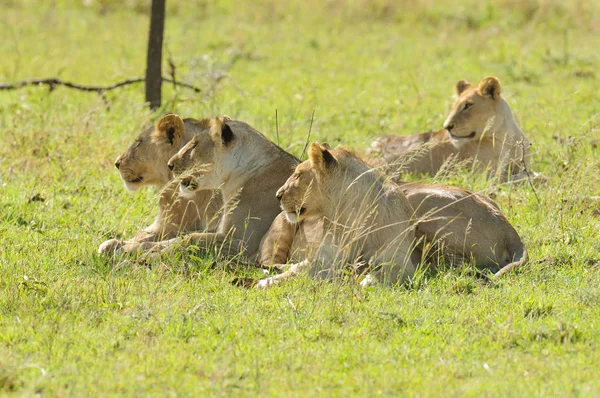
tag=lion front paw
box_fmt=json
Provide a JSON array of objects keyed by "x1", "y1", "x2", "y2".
[
  {"x1": 98, "y1": 239, "x2": 124, "y2": 255},
  {"x1": 360, "y1": 274, "x2": 378, "y2": 288},
  {"x1": 256, "y1": 277, "x2": 276, "y2": 289}
]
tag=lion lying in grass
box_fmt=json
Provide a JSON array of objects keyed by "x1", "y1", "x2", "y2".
[
  {"x1": 98, "y1": 114, "x2": 222, "y2": 255},
  {"x1": 257, "y1": 144, "x2": 528, "y2": 288},
  {"x1": 137, "y1": 116, "x2": 299, "y2": 262},
  {"x1": 399, "y1": 182, "x2": 528, "y2": 277},
  {"x1": 367, "y1": 77, "x2": 534, "y2": 181},
  {"x1": 258, "y1": 143, "x2": 419, "y2": 288}
]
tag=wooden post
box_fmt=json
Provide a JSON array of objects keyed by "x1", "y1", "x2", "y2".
[{"x1": 145, "y1": 0, "x2": 166, "y2": 109}]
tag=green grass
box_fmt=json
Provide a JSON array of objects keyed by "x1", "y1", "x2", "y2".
[{"x1": 1, "y1": 0, "x2": 600, "y2": 395}]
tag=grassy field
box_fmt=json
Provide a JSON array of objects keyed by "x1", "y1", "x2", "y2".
[{"x1": 1, "y1": 0, "x2": 600, "y2": 395}]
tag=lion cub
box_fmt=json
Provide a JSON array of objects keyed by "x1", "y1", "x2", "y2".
[{"x1": 368, "y1": 76, "x2": 534, "y2": 181}]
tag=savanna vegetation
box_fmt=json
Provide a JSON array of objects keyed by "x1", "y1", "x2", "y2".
[{"x1": 1, "y1": 0, "x2": 599, "y2": 395}]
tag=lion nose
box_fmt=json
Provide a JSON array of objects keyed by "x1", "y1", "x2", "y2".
[
  {"x1": 444, "y1": 122, "x2": 454, "y2": 132},
  {"x1": 115, "y1": 160, "x2": 121, "y2": 169},
  {"x1": 276, "y1": 190, "x2": 283, "y2": 201},
  {"x1": 168, "y1": 162, "x2": 174, "y2": 171}
]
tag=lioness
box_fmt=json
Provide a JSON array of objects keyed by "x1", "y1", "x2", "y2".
[
  {"x1": 258, "y1": 143, "x2": 418, "y2": 288},
  {"x1": 139, "y1": 117, "x2": 299, "y2": 262},
  {"x1": 367, "y1": 77, "x2": 533, "y2": 181},
  {"x1": 400, "y1": 182, "x2": 528, "y2": 277},
  {"x1": 98, "y1": 114, "x2": 222, "y2": 255},
  {"x1": 257, "y1": 149, "x2": 528, "y2": 288}
]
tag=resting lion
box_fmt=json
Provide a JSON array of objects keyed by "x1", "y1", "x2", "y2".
[
  {"x1": 98, "y1": 114, "x2": 222, "y2": 255},
  {"x1": 257, "y1": 147, "x2": 528, "y2": 288},
  {"x1": 139, "y1": 116, "x2": 299, "y2": 262},
  {"x1": 400, "y1": 182, "x2": 528, "y2": 277},
  {"x1": 257, "y1": 143, "x2": 418, "y2": 288},
  {"x1": 367, "y1": 76, "x2": 533, "y2": 181}
]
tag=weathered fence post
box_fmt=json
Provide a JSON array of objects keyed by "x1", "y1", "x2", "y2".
[{"x1": 145, "y1": 0, "x2": 166, "y2": 109}]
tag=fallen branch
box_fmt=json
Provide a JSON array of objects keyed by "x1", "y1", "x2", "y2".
[
  {"x1": 0, "y1": 76, "x2": 204, "y2": 93},
  {"x1": 162, "y1": 77, "x2": 202, "y2": 93}
]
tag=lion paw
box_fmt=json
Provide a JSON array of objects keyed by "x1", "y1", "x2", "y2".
[
  {"x1": 360, "y1": 274, "x2": 378, "y2": 288},
  {"x1": 256, "y1": 277, "x2": 276, "y2": 289},
  {"x1": 98, "y1": 239, "x2": 124, "y2": 255}
]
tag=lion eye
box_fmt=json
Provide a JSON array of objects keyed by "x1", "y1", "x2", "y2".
[{"x1": 463, "y1": 102, "x2": 473, "y2": 111}]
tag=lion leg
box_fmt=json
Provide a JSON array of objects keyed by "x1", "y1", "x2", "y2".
[
  {"x1": 259, "y1": 213, "x2": 297, "y2": 270},
  {"x1": 98, "y1": 214, "x2": 181, "y2": 256},
  {"x1": 141, "y1": 232, "x2": 248, "y2": 260},
  {"x1": 98, "y1": 239, "x2": 168, "y2": 256},
  {"x1": 256, "y1": 259, "x2": 312, "y2": 289},
  {"x1": 360, "y1": 252, "x2": 417, "y2": 287}
]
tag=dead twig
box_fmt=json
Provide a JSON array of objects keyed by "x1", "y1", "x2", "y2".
[
  {"x1": 0, "y1": 76, "x2": 204, "y2": 94},
  {"x1": 0, "y1": 77, "x2": 144, "y2": 92}
]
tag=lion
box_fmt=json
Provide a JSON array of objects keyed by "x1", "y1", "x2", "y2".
[
  {"x1": 137, "y1": 116, "x2": 300, "y2": 263},
  {"x1": 257, "y1": 148, "x2": 528, "y2": 288},
  {"x1": 257, "y1": 143, "x2": 419, "y2": 288},
  {"x1": 367, "y1": 76, "x2": 533, "y2": 181},
  {"x1": 399, "y1": 182, "x2": 528, "y2": 277},
  {"x1": 98, "y1": 114, "x2": 222, "y2": 255}
]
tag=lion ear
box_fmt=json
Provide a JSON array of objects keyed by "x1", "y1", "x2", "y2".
[
  {"x1": 209, "y1": 117, "x2": 234, "y2": 146},
  {"x1": 308, "y1": 142, "x2": 337, "y2": 174},
  {"x1": 477, "y1": 76, "x2": 501, "y2": 100},
  {"x1": 153, "y1": 114, "x2": 185, "y2": 146},
  {"x1": 455, "y1": 80, "x2": 471, "y2": 96}
]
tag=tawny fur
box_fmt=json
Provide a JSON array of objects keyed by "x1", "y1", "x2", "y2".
[
  {"x1": 258, "y1": 151, "x2": 528, "y2": 287},
  {"x1": 400, "y1": 182, "x2": 528, "y2": 277},
  {"x1": 367, "y1": 77, "x2": 534, "y2": 182},
  {"x1": 98, "y1": 114, "x2": 222, "y2": 255},
  {"x1": 258, "y1": 143, "x2": 418, "y2": 288},
  {"x1": 139, "y1": 117, "x2": 299, "y2": 263}
]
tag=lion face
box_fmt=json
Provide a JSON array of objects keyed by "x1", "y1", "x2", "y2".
[
  {"x1": 276, "y1": 143, "x2": 335, "y2": 223},
  {"x1": 167, "y1": 117, "x2": 232, "y2": 197},
  {"x1": 276, "y1": 162, "x2": 318, "y2": 223},
  {"x1": 443, "y1": 77, "x2": 502, "y2": 146},
  {"x1": 114, "y1": 114, "x2": 185, "y2": 191}
]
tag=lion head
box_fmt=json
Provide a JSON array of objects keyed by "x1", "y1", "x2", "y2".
[
  {"x1": 114, "y1": 114, "x2": 209, "y2": 191},
  {"x1": 167, "y1": 116, "x2": 248, "y2": 197},
  {"x1": 275, "y1": 144, "x2": 331, "y2": 223},
  {"x1": 442, "y1": 76, "x2": 503, "y2": 146},
  {"x1": 276, "y1": 143, "x2": 371, "y2": 224}
]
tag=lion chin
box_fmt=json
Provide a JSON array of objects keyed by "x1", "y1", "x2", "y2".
[
  {"x1": 178, "y1": 178, "x2": 199, "y2": 196},
  {"x1": 283, "y1": 207, "x2": 305, "y2": 223},
  {"x1": 449, "y1": 131, "x2": 477, "y2": 148},
  {"x1": 284, "y1": 212, "x2": 300, "y2": 223},
  {"x1": 123, "y1": 179, "x2": 143, "y2": 192}
]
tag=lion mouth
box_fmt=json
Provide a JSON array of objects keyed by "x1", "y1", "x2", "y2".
[
  {"x1": 280, "y1": 205, "x2": 307, "y2": 223},
  {"x1": 127, "y1": 176, "x2": 144, "y2": 184},
  {"x1": 450, "y1": 131, "x2": 477, "y2": 139},
  {"x1": 281, "y1": 204, "x2": 306, "y2": 214}
]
